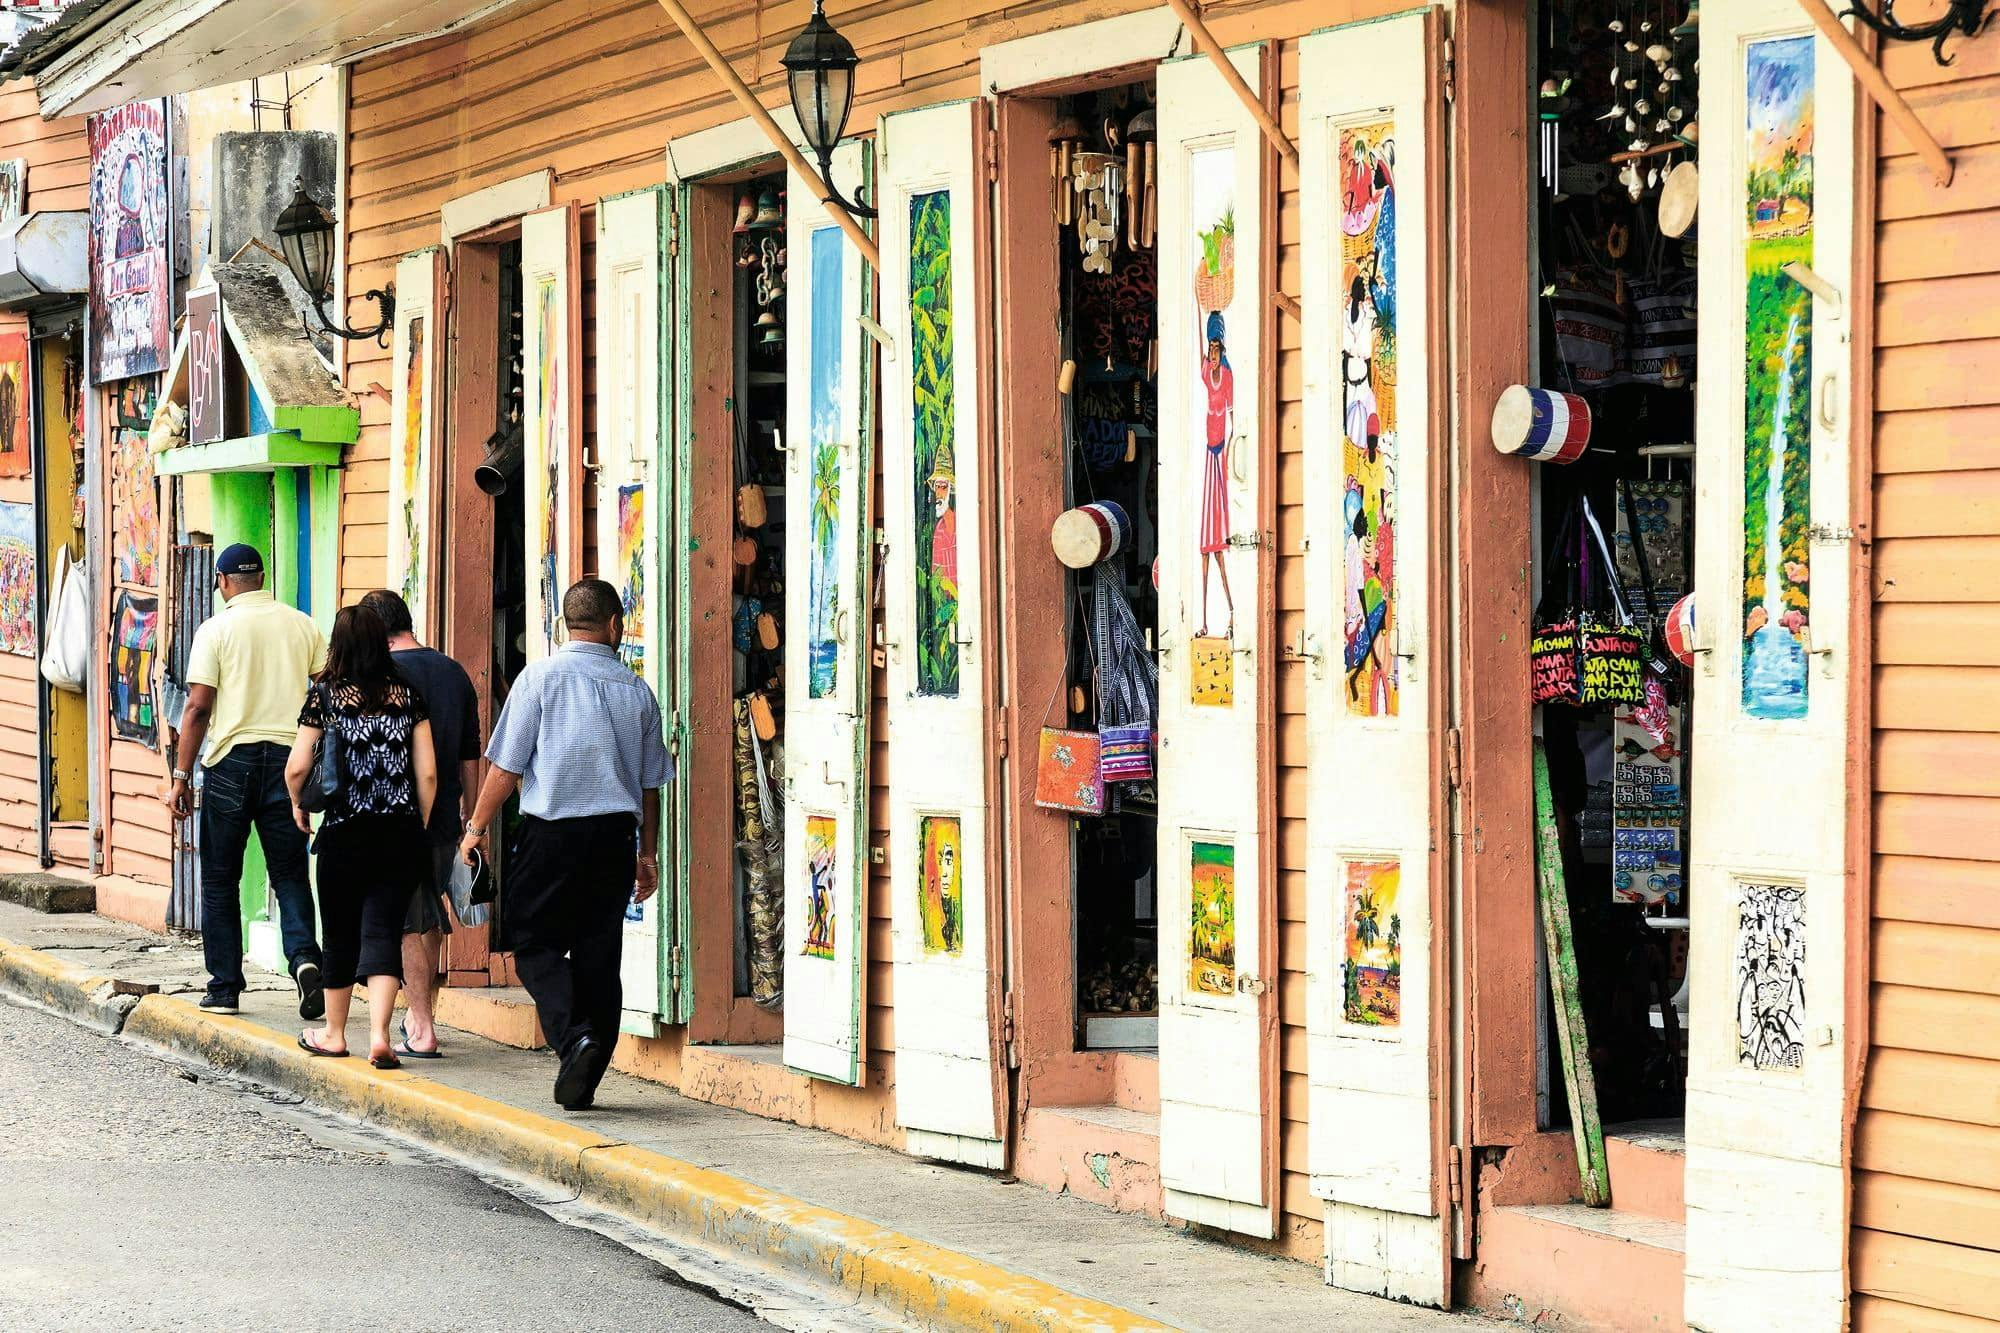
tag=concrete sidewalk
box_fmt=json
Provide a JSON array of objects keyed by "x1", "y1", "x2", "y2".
[{"x1": 0, "y1": 900, "x2": 1488, "y2": 1332}]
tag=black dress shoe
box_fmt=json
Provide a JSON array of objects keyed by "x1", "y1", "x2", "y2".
[
  {"x1": 294, "y1": 962, "x2": 325, "y2": 1021},
  {"x1": 553, "y1": 1035, "x2": 600, "y2": 1110}
]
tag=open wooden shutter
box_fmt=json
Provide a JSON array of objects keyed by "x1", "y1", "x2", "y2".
[
  {"x1": 1300, "y1": 10, "x2": 1450, "y2": 1306},
  {"x1": 783, "y1": 140, "x2": 875, "y2": 1086},
  {"x1": 1155, "y1": 43, "x2": 1276, "y2": 1239},
  {"x1": 1686, "y1": 6, "x2": 1856, "y2": 1325},
  {"x1": 598, "y1": 185, "x2": 683, "y2": 1032},
  {"x1": 521, "y1": 204, "x2": 583, "y2": 665},
  {"x1": 388, "y1": 247, "x2": 446, "y2": 640},
  {"x1": 877, "y1": 99, "x2": 1003, "y2": 1165}
]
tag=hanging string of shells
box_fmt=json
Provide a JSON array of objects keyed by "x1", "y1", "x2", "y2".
[
  {"x1": 1539, "y1": 2, "x2": 1699, "y2": 205},
  {"x1": 1049, "y1": 86, "x2": 1158, "y2": 272}
]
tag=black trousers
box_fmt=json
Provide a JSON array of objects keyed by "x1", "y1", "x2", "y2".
[
  {"x1": 314, "y1": 812, "x2": 425, "y2": 988},
  {"x1": 508, "y1": 812, "x2": 637, "y2": 1056}
]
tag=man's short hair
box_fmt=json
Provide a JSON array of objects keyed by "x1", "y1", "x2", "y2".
[
  {"x1": 563, "y1": 578, "x2": 622, "y2": 632},
  {"x1": 359, "y1": 588, "x2": 415, "y2": 636}
]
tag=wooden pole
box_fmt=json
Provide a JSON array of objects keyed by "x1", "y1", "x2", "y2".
[
  {"x1": 1532, "y1": 741, "x2": 1610, "y2": 1208},
  {"x1": 1162, "y1": 0, "x2": 1299, "y2": 167},
  {"x1": 653, "y1": 0, "x2": 881, "y2": 269},
  {"x1": 1795, "y1": 0, "x2": 1953, "y2": 187}
]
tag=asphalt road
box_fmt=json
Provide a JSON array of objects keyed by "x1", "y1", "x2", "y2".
[{"x1": 0, "y1": 996, "x2": 770, "y2": 1333}]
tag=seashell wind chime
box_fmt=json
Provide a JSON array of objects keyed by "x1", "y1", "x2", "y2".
[
  {"x1": 1050, "y1": 94, "x2": 1158, "y2": 274},
  {"x1": 1602, "y1": 2, "x2": 1698, "y2": 202}
]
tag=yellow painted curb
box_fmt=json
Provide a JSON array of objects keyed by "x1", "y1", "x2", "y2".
[
  {"x1": 0, "y1": 932, "x2": 134, "y2": 1032},
  {"x1": 116, "y1": 992, "x2": 1167, "y2": 1332}
]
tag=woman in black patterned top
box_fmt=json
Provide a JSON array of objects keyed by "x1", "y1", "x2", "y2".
[{"x1": 285, "y1": 604, "x2": 438, "y2": 1068}]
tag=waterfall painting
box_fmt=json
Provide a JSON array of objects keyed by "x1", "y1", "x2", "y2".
[
  {"x1": 806, "y1": 225, "x2": 844, "y2": 700},
  {"x1": 1741, "y1": 35, "x2": 1814, "y2": 721}
]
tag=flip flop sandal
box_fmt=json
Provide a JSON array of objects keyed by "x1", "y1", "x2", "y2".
[
  {"x1": 370, "y1": 1053, "x2": 403, "y2": 1071},
  {"x1": 298, "y1": 1031, "x2": 348, "y2": 1058},
  {"x1": 393, "y1": 1039, "x2": 442, "y2": 1060}
]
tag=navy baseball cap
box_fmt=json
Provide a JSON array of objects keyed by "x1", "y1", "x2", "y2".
[{"x1": 216, "y1": 543, "x2": 264, "y2": 576}]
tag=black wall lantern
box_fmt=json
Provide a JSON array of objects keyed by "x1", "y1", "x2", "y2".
[
  {"x1": 782, "y1": 0, "x2": 875, "y2": 218},
  {"x1": 274, "y1": 177, "x2": 394, "y2": 344},
  {"x1": 1843, "y1": 0, "x2": 1995, "y2": 66}
]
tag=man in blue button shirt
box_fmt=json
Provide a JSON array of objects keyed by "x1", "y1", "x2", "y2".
[{"x1": 459, "y1": 578, "x2": 671, "y2": 1111}]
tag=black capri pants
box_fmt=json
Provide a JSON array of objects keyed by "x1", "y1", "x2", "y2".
[{"x1": 313, "y1": 812, "x2": 425, "y2": 987}]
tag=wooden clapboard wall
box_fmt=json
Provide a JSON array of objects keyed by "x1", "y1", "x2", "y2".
[
  {"x1": 342, "y1": 0, "x2": 1406, "y2": 1257},
  {"x1": 0, "y1": 84, "x2": 90, "y2": 874},
  {"x1": 1854, "y1": 33, "x2": 2000, "y2": 1331}
]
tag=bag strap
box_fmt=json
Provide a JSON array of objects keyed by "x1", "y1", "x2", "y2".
[
  {"x1": 1580, "y1": 493, "x2": 1633, "y2": 625},
  {"x1": 1618, "y1": 478, "x2": 1660, "y2": 628},
  {"x1": 1534, "y1": 497, "x2": 1582, "y2": 623}
]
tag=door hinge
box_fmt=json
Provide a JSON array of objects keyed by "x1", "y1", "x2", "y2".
[
  {"x1": 1445, "y1": 726, "x2": 1463, "y2": 791},
  {"x1": 1443, "y1": 38, "x2": 1456, "y2": 103},
  {"x1": 995, "y1": 704, "x2": 1010, "y2": 760},
  {"x1": 1447, "y1": 1145, "x2": 1464, "y2": 1206},
  {"x1": 1003, "y1": 994, "x2": 1019, "y2": 1068}
]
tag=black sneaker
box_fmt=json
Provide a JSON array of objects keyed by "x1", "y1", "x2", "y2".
[
  {"x1": 199, "y1": 993, "x2": 240, "y2": 1015},
  {"x1": 295, "y1": 962, "x2": 325, "y2": 1021}
]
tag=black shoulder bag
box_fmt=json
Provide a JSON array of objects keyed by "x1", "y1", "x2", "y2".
[{"x1": 295, "y1": 682, "x2": 346, "y2": 814}]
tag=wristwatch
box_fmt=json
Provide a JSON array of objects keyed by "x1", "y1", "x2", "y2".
[
  {"x1": 464, "y1": 823, "x2": 487, "y2": 839},
  {"x1": 172, "y1": 768, "x2": 191, "y2": 782}
]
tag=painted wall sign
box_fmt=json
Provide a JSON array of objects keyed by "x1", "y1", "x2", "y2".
[
  {"x1": 0, "y1": 331, "x2": 28, "y2": 478},
  {"x1": 1741, "y1": 36, "x2": 1814, "y2": 721},
  {"x1": 1342, "y1": 859, "x2": 1402, "y2": 1027},
  {"x1": 88, "y1": 100, "x2": 173, "y2": 385},
  {"x1": 0, "y1": 500, "x2": 32, "y2": 656},
  {"x1": 1736, "y1": 881, "x2": 1806, "y2": 1070},
  {"x1": 109, "y1": 589, "x2": 158, "y2": 744},
  {"x1": 187, "y1": 288, "x2": 224, "y2": 446},
  {"x1": 1188, "y1": 840, "x2": 1237, "y2": 997},
  {"x1": 909, "y1": 189, "x2": 959, "y2": 698},
  {"x1": 616, "y1": 482, "x2": 645, "y2": 674},
  {"x1": 918, "y1": 813, "x2": 963, "y2": 955},
  {"x1": 806, "y1": 226, "x2": 844, "y2": 700},
  {"x1": 802, "y1": 813, "x2": 838, "y2": 960},
  {"x1": 1340, "y1": 121, "x2": 1400, "y2": 717}
]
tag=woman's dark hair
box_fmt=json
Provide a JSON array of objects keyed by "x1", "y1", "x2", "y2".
[{"x1": 319, "y1": 604, "x2": 397, "y2": 710}]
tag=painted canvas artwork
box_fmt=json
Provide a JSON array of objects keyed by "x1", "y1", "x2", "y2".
[
  {"x1": 0, "y1": 500, "x2": 33, "y2": 656},
  {"x1": 1736, "y1": 882, "x2": 1806, "y2": 1070},
  {"x1": 1340, "y1": 122, "x2": 1400, "y2": 717},
  {"x1": 910, "y1": 189, "x2": 960, "y2": 698},
  {"x1": 802, "y1": 814, "x2": 838, "y2": 960},
  {"x1": 1343, "y1": 859, "x2": 1402, "y2": 1026},
  {"x1": 617, "y1": 483, "x2": 645, "y2": 674},
  {"x1": 398, "y1": 315, "x2": 428, "y2": 616},
  {"x1": 535, "y1": 277, "x2": 562, "y2": 656},
  {"x1": 806, "y1": 225, "x2": 844, "y2": 700},
  {"x1": 88, "y1": 101, "x2": 172, "y2": 383},
  {"x1": 1189, "y1": 146, "x2": 1239, "y2": 643},
  {"x1": 112, "y1": 382, "x2": 159, "y2": 588},
  {"x1": 1190, "y1": 634, "x2": 1234, "y2": 707},
  {"x1": 0, "y1": 332, "x2": 28, "y2": 477},
  {"x1": 109, "y1": 590, "x2": 158, "y2": 745},
  {"x1": 1188, "y1": 840, "x2": 1237, "y2": 997},
  {"x1": 918, "y1": 814, "x2": 963, "y2": 956},
  {"x1": 1742, "y1": 36, "x2": 1814, "y2": 721}
]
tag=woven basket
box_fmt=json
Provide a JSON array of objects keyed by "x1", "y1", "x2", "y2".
[{"x1": 1194, "y1": 232, "x2": 1236, "y2": 313}]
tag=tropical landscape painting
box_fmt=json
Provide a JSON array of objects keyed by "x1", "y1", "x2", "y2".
[
  {"x1": 1741, "y1": 35, "x2": 1814, "y2": 721},
  {"x1": 1343, "y1": 859, "x2": 1402, "y2": 1027},
  {"x1": 909, "y1": 189, "x2": 960, "y2": 698},
  {"x1": 803, "y1": 814, "x2": 838, "y2": 961},
  {"x1": 1189, "y1": 841, "x2": 1237, "y2": 997},
  {"x1": 616, "y1": 483, "x2": 645, "y2": 675},
  {"x1": 807, "y1": 225, "x2": 843, "y2": 699}
]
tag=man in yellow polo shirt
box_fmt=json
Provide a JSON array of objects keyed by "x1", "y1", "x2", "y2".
[{"x1": 163, "y1": 544, "x2": 328, "y2": 1019}]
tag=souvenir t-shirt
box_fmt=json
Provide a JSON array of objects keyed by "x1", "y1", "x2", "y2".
[{"x1": 298, "y1": 678, "x2": 429, "y2": 829}]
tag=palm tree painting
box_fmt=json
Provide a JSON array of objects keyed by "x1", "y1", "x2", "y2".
[
  {"x1": 1343, "y1": 860, "x2": 1402, "y2": 1026},
  {"x1": 1188, "y1": 841, "x2": 1237, "y2": 996},
  {"x1": 806, "y1": 225, "x2": 845, "y2": 698},
  {"x1": 909, "y1": 189, "x2": 959, "y2": 698}
]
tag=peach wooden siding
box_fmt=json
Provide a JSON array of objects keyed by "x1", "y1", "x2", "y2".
[
  {"x1": 343, "y1": 0, "x2": 1410, "y2": 1261},
  {"x1": 1855, "y1": 35, "x2": 2000, "y2": 1331}
]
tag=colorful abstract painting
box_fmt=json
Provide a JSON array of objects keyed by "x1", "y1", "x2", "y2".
[
  {"x1": 617, "y1": 483, "x2": 645, "y2": 674},
  {"x1": 111, "y1": 380, "x2": 159, "y2": 588},
  {"x1": 0, "y1": 332, "x2": 28, "y2": 477},
  {"x1": 88, "y1": 101, "x2": 172, "y2": 384},
  {"x1": 1339, "y1": 122, "x2": 1399, "y2": 717},
  {"x1": 806, "y1": 225, "x2": 844, "y2": 699},
  {"x1": 1742, "y1": 36, "x2": 1815, "y2": 721},
  {"x1": 109, "y1": 589, "x2": 158, "y2": 745},
  {"x1": 802, "y1": 814, "x2": 838, "y2": 960},
  {"x1": 397, "y1": 315, "x2": 427, "y2": 614},
  {"x1": 0, "y1": 500, "x2": 32, "y2": 656},
  {"x1": 1188, "y1": 840, "x2": 1237, "y2": 997},
  {"x1": 1343, "y1": 859, "x2": 1402, "y2": 1026},
  {"x1": 918, "y1": 814, "x2": 963, "y2": 956},
  {"x1": 909, "y1": 189, "x2": 959, "y2": 698},
  {"x1": 535, "y1": 277, "x2": 562, "y2": 656},
  {"x1": 1737, "y1": 882, "x2": 1806, "y2": 1070},
  {"x1": 1189, "y1": 146, "x2": 1239, "y2": 644}
]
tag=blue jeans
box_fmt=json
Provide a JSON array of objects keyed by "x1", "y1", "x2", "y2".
[{"x1": 198, "y1": 741, "x2": 321, "y2": 996}]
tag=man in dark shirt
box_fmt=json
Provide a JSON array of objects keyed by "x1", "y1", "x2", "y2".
[{"x1": 361, "y1": 589, "x2": 481, "y2": 1058}]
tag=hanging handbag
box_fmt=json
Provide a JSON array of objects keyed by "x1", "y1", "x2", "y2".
[
  {"x1": 39, "y1": 545, "x2": 89, "y2": 693},
  {"x1": 1092, "y1": 565, "x2": 1157, "y2": 785},
  {"x1": 295, "y1": 682, "x2": 347, "y2": 815},
  {"x1": 1530, "y1": 502, "x2": 1584, "y2": 706},
  {"x1": 1577, "y1": 495, "x2": 1646, "y2": 707},
  {"x1": 449, "y1": 845, "x2": 493, "y2": 927}
]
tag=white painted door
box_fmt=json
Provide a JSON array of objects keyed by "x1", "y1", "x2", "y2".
[
  {"x1": 1155, "y1": 43, "x2": 1273, "y2": 1239},
  {"x1": 388, "y1": 247, "x2": 445, "y2": 640},
  {"x1": 783, "y1": 141, "x2": 875, "y2": 1086},
  {"x1": 598, "y1": 186, "x2": 676, "y2": 1033},
  {"x1": 1687, "y1": 6, "x2": 1854, "y2": 1327},
  {"x1": 877, "y1": 100, "x2": 1003, "y2": 1166},
  {"x1": 521, "y1": 204, "x2": 580, "y2": 665},
  {"x1": 1299, "y1": 10, "x2": 1448, "y2": 1307}
]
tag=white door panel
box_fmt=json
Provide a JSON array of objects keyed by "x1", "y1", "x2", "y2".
[{"x1": 521, "y1": 205, "x2": 579, "y2": 665}]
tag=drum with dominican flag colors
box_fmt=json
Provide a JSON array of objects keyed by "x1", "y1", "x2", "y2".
[
  {"x1": 1664, "y1": 593, "x2": 1697, "y2": 668},
  {"x1": 1051, "y1": 499, "x2": 1134, "y2": 569},
  {"x1": 1491, "y1": 384, "x2": 1592, "y2": 464}
]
